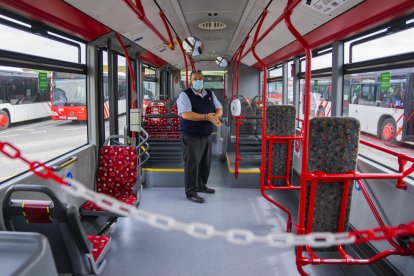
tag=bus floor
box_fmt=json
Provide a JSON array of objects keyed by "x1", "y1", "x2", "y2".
[{"x1": 101, "y1": 163, "x2": 377, "y2": 275}]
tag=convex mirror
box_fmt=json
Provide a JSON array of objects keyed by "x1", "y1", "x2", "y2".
[
  {"x1": 182, "y1": 36, "x2": 204, "y2": 57},
  {"x1": 215, "y1": 56, "x2": 228, "y2": 68}
]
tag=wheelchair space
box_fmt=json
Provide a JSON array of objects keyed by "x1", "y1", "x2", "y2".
[{"x1": 101, "y1": 160, "x2": 376, "y2": 276}]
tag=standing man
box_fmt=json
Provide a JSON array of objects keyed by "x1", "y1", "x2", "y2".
[{"x1": 177, "y1": 71, "x2": 223, "y2": 203}]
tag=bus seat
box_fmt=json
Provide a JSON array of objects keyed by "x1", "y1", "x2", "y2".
[
  {"x1": 305, "y1": 117, "x2": 360, "y2": 245},
  {"x1": 265, "y1": 105, "x2": 296, "y2": 186},
  {"x1": 145, "y1": 101, "x2": 168, "y2": 138},
  {"x1": 2, "y1": 184, "x2": 110, "y2": 275},
  {"x1": 169, "y1": 104, "x2": 180, "y2": 139},
  {"x1": 80, "y1": 145, "x2": 139, "y2": 216}
]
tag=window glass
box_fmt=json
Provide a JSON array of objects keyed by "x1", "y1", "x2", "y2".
[
  {"x1": 143, "y1": 65, "x2": 157, "y2": 112},
  {"x1": 118, "y1": 55, "x2": 127, "y2": 135},
  {"x1": 342, "y1": 68, "x2": 414, "y2": 175},
  {"x1": 287, "y1": 60, "x2": 294, "y2": 105},
  {"x1": 269, "y1": 67, "x2": 282, "y2": 78},
  {"x1": 268, "y1": 81, "x2": 282, "y2": 105},
  {"x1": 203, "y1": 73, "x2": 224, "y2": 90},
  {"x1": 102, "y1": 51, "x2": 110, "y2": 139},
  {"x1": 344, "y1": 28, "x2": 414, "y2": 64},
  {"x1": 299, "y1": 76, "x2": 333, "y2": 119},
  {"x1": 0, "y1": 66, "x2": 87, "y2": 182},
  {"x1": 301, "y1": 52, "x2": 332, "y2": 72},
  {"x1": 0, "y1": 22, "x2": 84, "y2": 63}
]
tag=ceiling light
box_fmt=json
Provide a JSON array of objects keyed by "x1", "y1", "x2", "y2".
[{"x1": 198, "y1": 21, "x2": 227, "y2": 30}]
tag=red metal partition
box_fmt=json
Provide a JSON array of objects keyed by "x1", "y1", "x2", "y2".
[{"x1": 230, "y1": 0, "x2": 414, "y2": 274}]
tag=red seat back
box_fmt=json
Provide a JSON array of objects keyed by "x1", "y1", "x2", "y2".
[{"x1": 96, "y1": 146, "x2": 138, "y2": 197}]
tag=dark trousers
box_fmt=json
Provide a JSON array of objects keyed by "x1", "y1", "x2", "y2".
[{"x1": 181, "y1": 135, "x2": 212, "y2": 196}]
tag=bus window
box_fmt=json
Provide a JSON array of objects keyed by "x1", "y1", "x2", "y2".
[
  {"x1": 299, "y1": 76, "x2": 332, "y2": 118},
  {"x1": 343, "y1": 68, "x2": 413, "y2": 146},
  {"x1": 143, "y1": 65, "x2": 157, "y2": 111},
  {"x1": 117, "y1": 55, "x2": 127, "y2": 135},
  {"x1": 0, "y1": 67, "x2": 87, "y2": 182}
]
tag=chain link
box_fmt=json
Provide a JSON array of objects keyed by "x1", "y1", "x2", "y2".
[
  {"x1": 63, "y1": 178, "x2": 414, "y2": 248},
  {"x1": 1, "y1": 141, "x2": 413, "y2": 249}
]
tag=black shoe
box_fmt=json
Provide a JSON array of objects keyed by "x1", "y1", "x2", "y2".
[
  {"x1": 197, "y1": 187, "x2": 215, "y2": 194},
  {"x1": 186, "y1": 193, "x2": 205, "y2": 203}
]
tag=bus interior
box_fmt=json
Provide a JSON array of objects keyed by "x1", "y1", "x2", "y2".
[{"x1": 0, "y1": 0, "x2": 414, "y2": 275}]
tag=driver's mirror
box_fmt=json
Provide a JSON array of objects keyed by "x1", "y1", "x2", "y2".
[
  {"x1": 182, "y1": 36, "x2": 204, "y2": 57},
  {"x1": 215, "y1": 57, "x2": 228, "y2": 68}
]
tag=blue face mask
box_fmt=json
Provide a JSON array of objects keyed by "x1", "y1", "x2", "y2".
[{"x1": 192, "y1": 80, "x2": 204, "y2": 90}]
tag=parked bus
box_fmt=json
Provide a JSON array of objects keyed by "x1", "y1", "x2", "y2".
[
  {"x1": 50, "y1": 72, "x2": 127, "y2": 121},
  {"x1": 0, "y1": 69, "x2": 51, "y2": 130},
  {"x1": 304, "y1": 70, "x2": 414, "y2": 142}
]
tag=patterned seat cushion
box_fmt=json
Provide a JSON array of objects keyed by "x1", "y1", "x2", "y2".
[
  {"x1": 145, "y1": 103, "x2": 168, "y2": 138},
  {"x1": 81, "y1": 194, "x2": 137, "y2": 212},
  {"x1": 81, "y1": 146, "x2": 138, "y2": 213},
  {"x1": 264, "y1": 105, "x2": 296, "y2": 186},
  {"x1": 87, "y1": 235, "x2": 111, "y2": 262},
  {"x1": 305, "y1": 117, "x2": 360, "y2": 236}
]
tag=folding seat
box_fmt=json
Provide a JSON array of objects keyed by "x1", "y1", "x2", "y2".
[
  {"x1": 264, "y1": 105, "x2": 296, "y2": 186},
  {"x1": 305, "y1": 117, "x2": 360, "y2": 249},
  {"x1": 80, "y1": 143, "x2": 140, "y2": 217},
  {"x1": 3, "y1": 184, "x2": 110, "y2": 275}
]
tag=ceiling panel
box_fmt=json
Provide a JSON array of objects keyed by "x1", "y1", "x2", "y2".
[
  {"x1": 240, "y1": 0, "x2": 364, "y2": 67},
  {"x1": 65, "y1": 0, "x2": 185, "y2": 69},
  {"x1": 178, "y1": 0, "x2": 250, "y2": 61}
]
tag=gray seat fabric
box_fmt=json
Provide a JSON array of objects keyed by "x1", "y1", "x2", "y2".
[
  {"x1": 264, "y1": 105, "x2": 296, "y2": 186},
  {"x1": 305, "y1": 117, "x2": 360, "y2": 244}
]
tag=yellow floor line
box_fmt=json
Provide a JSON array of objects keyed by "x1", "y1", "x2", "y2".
[
  {"x1": 225, "y1": 153, "x2": 260, "y2": 174},
  {"x1": 143, "y1": 168, "x2": 184, "y2": 172}
]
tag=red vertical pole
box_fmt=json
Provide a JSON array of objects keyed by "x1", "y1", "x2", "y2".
[
  {"x1": 267, "y1": 141, "x2": 273, "y2": 186},
  {"x1": 231, "y1": 59, "x2": 236, "y2": 101},
  {"x1": 285, "y1": 6, "x2": 312, "y2": 275},
  {"x1": 285, "y1": 140, "x2": 293, "y2": 186},
  {"x1": 177, "y1": 36, "x2": 189, "y2": 89},
  {"x1": 116, "y1": 33, "x2": 136, "y2": 139}
]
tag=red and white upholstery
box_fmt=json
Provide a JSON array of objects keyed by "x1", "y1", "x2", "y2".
[
  {"x1": 170, "y1": 104, "x2": 180, "y2": 139},
  {"x1": 87, "y1": 235, "x2": 111, "y2": 263},
  {"x1": 81, "y1": 146, "x2": 138, "y2": 216},
  {"x1": 145, "y1": 102, "x2": 168, "y2": 138}
]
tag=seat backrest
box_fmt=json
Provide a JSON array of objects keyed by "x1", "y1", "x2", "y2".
[
  {"x1": 2, "y1": 185, "x2": 93, "y2": 275},
  {"x1": 265, "y1": 105, "x2": 296, "y2": 186},
  {"x1": 306, "y1": 117, "x2": 360, "y2": 235},
  {"x1": 145, "y1": 101, "x2": 168, "y2": 127},
  {"x1": 96, "y1": 145, "x2": 138, "y2": 198}
]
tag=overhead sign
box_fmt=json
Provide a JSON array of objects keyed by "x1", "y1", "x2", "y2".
[
  {"x1": 38, "y1": 72, "x2": 48, "y2": 91},
  {"x1": 304, "y1": 0, "x2": 349, "y2": 15},
  {"x1": 380, "y1": 72, "x2": 391, "y2": 91}
]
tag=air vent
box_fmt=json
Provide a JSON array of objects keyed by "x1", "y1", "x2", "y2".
[{"x1": 198, "y1": 21, "x2": 227, "y2": 30}]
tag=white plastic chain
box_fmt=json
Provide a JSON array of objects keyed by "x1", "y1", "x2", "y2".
[{"x1": 64, "y1": 177, "x2": 355, "y2": 248}]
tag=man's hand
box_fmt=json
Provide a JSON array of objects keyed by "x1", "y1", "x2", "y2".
[{"x1": 207, "y1": 113, "x2": 222, "y2": 126}]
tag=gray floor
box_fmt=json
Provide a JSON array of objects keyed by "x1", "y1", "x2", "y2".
[{"x1": 101, "y1": 187, "x2": 375, "y2": 276}]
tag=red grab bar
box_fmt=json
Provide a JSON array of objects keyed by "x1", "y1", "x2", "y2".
[{"x1": 124, "y1": 0, "x2": 173, "y2": 49}]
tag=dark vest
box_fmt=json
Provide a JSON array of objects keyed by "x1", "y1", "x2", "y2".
[{"x1": 179, "y1": 88, "x2": 216, "y2": 137}]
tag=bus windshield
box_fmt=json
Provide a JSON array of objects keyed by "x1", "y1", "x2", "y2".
[{"x1": 52, "y1": 74, "x2": 86, "y2": 106}]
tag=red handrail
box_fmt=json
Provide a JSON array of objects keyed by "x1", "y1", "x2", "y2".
[
  {"x1": 159, "y1": 11, "x2": 175, "y2": 50},
  {"x1": 250, "y1": 9, "x2": 293, "y2": 232},
  {"x1": 177, "y1": 36, "x2": 189, "y2": 89},
  {"x1": 240, "y1": 0, "x2": 302, "y2": 60},
  {"x1": 124, "y1": 0, "x2": 173, "y2": 49},
  {"x1": 116, "y1": 33, "x2": 136, "y2": 139}
]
